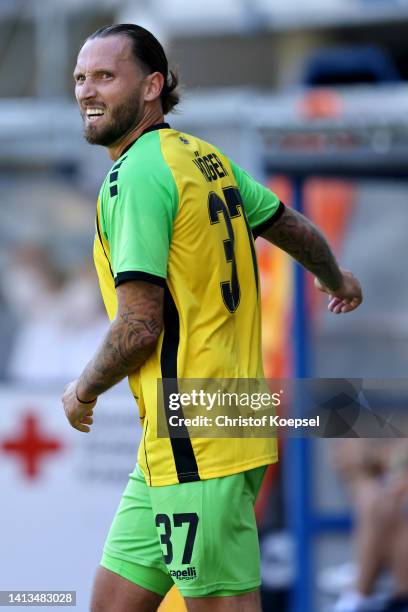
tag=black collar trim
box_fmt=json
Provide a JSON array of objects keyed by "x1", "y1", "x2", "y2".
[{"x1": 121, "y1": 122, "x2": 171, "y2": 155}]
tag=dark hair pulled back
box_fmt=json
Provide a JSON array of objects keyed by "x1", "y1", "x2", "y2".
[{"x1": 87, "y1": 23, "x2": 179, "y2": 114}]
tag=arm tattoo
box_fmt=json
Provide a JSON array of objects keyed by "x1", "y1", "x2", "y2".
[
  {"x1": 262, "y1": 207, "x2": 343, "y2": 291},
  {"x1": 78, "y1": 282, "x2": 163, "y2": 399}
]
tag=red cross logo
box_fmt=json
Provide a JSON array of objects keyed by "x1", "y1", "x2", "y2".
[{"x1": 1, "y1": 412, "x2": 64, "y2": 480}]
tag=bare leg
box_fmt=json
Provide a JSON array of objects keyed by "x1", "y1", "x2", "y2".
[
  {"x1": 353, "y1": 478, "x2": 391, "y2": 595},
  {"x1": 391, "y1": 520, "x2": 408, "y2": 596},
  {"x1": 185, "y1": 589, "x2": 262, "y2": 612},
  {"x1": 388, "y1": 490, "x2": 408, "y2": 596},
  {"x1": 91, "y1": 566, "x2": 164, "y2": 612}
]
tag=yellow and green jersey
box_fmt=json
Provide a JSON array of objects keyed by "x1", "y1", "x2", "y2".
[{"x1": 94, "y1": 123, "x2": 284, "y2": 486}]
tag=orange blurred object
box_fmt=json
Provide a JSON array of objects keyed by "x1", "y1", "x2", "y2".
[
  {"x1": 300, "y1": 89, "x2": 343, "y2": 119},
  {"x1": 159, "y1": 586, "x2": 187, "y2": 611},
  {"x1": 305, "y1": 178, "x2": 355, "y2": 318}
]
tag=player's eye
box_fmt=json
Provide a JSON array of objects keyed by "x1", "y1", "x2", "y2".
[
  {"x1": 75, "y1": 74, "x2": 85, "y2": 83},
  {"x1": 100, "y1": 72, "x2": 113, "y2": 79}
]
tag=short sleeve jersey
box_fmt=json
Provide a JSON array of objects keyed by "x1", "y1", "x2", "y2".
[{"x1": 94, "y1": 123, "x2": 283, "y2": 486}]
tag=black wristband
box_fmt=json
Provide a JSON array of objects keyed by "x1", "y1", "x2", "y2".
[{"x1": 75, "y1": 389, "x2": 96, "y2": 404}]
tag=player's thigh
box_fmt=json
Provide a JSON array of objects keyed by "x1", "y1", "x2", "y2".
[
  {"x1": 91, "y1": 566, "x2": 163, "y2": 612},
  {"x1": 98, "y1": 465, "x2": 173, "y2": 603},
  {"x1": 150, "y1": 466, "x2": 267, "y2": 598}
]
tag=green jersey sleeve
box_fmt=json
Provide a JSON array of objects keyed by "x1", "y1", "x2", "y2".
[
  {"x1": 102, "y1": 159, "x2": 178, "y2": 287},
  {"x1": 230, "y1": 160, "x2": 284, "y2": 236}
]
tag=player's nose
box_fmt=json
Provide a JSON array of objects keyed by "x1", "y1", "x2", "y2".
[{"x1": 77, "y1": 77, "x2": 98, "y2": 103}]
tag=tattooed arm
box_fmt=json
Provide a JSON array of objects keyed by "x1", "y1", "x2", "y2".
[
  {"x1": 77, "y1": 281, "x2": 163, "y2": 399},
  {"x1": 261, "y1": 206, "x2": 362, "y2": 314},
  {"x1": 62, "y1": 280, "x2": 163, "y2": 432}
]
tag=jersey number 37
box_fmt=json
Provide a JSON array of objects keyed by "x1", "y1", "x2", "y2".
[{"x1": 208, "y1": 187, "x2": 258, "y2": 313}]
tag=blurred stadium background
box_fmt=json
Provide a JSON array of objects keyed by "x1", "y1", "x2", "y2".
[{"x1": 0, "y1": 1, "x2": 408, "y2": 611}]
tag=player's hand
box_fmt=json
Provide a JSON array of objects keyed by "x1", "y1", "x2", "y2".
[
  {"x1": 61, "y1": 380, "x2": 97, "y2": 433},
  {"x1": 314, "y1": 269, "x2": 363, "y2": 314}
]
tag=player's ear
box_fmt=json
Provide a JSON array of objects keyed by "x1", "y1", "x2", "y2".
[{"x1": 144, "y1": 71, "x2": 164, "y2": 103}]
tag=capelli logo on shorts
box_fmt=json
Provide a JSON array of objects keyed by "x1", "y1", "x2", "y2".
[{"x1": 170, "y1": 566, "x2": 197, "y2": 581}]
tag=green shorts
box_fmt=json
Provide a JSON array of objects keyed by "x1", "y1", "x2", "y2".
[{"x1": 101, "y1": 464, "x2": 266, "y2": 598}]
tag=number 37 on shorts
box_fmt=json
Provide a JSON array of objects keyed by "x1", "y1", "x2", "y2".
[{"x1": 155, "y1": 513, "x2": 199, "y2": 580}]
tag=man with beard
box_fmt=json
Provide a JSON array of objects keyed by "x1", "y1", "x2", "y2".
[{"x1": 62, "y1": 24, "x2": 363, "y2": 612}]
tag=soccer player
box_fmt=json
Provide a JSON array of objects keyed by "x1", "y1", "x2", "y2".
[{"x1": 62, "y1": 24, "x2": 363, "y2": 612}]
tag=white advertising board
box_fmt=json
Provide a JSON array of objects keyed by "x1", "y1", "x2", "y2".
[{"x1": 0, "y1": 384, "x2": 142, "y2": 611}]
